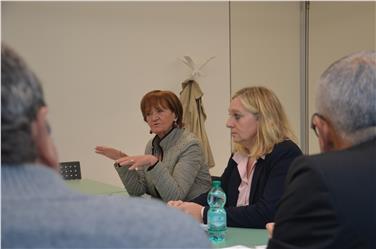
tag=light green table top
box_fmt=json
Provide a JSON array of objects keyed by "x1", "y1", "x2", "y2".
[
  {"x1": 66, "y1": 179, "x2": 127, "y2": 196},
  {"x1": 66, "y1": 179, "x2": 269, "y2": 248},
  {"x1": 212, "y1": 227, "x2": 268, "y2": 248}
]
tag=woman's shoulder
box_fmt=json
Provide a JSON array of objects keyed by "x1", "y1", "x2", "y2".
[
  {"x1": 179, "y1": 129, "x2": 201, "y2": 145},
  {"x1": 271, "y1": 139, "x2": 302, "y2": 157},
  {"x1": 158, "y1": 128, "x2": 202, "y2": 154}
]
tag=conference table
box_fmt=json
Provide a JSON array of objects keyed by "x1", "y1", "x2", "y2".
[{"x1": 66, "y1": 179, "x2": 269, "y2": 248}]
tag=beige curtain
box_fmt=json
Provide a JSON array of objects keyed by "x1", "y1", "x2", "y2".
[{"x1": 180, "y1": 79, "x2": 215, "y2": 168}]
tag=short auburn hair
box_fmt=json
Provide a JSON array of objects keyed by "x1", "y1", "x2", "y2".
[{"x1": 140, "y1": 90, "x2": 183, "y2": 128}]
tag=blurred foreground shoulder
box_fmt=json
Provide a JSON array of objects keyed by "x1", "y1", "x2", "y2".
[{"x1": 96, "y1": 196, "x2": 211, "y2": 248}]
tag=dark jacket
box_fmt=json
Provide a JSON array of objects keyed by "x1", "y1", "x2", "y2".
[
  {"x1": 268, "y1": 137, "x2": 376, "y2": 249},
  {"x1": 192, "y1": 139, "x2": 302, "y2": 228}
]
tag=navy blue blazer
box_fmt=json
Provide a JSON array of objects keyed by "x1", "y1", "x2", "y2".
[
  {"x1": 268, "y1": 137, "x2": 376, "y2": 249},
  {"x1": 192, "y1": 140, "x2": 302, "y2": 228}
]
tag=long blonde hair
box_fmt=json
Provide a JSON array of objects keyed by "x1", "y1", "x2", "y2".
[{"x1": 232, "y1": 86, "x2": 296, "y2": 158}]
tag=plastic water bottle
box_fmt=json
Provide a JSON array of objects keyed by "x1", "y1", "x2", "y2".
[{"x1": 207, "y1": 180, "x2": 227, "y2": 243}]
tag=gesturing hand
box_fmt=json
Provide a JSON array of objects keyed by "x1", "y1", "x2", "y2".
[
  {"x1": 116, "y1": 155, "x2": 158, "y2": 171},
  {"x1": 95, "y1": 145, "x2": 127, "y2": 161}
]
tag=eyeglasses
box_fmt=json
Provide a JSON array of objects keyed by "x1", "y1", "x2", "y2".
[{"x1": 311, "y1": 113, "x2": 326, "y2": 137}]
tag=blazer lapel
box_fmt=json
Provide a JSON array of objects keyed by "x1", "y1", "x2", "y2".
[
  {"x1": 248, "y1": 159, "x2": 264, "y2": 204},
  {"x1": 228, "y1": 159, "x2": 241, "y2": 207}
]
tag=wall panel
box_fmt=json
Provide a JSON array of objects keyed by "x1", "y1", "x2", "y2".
[
  {"x1": 308, "y1": 1, "x2": 376, "y2": 154},
  {"x1": 230, "y1": 2, "x2": 302, "y2": 147},
  {"x1": 2, "y1": 2, "x2": 230, "y2": 184}
]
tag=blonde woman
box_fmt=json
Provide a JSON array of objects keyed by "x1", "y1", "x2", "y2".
[{"x1": 169, "y1": 86, "x2": 302, "y2": 228}]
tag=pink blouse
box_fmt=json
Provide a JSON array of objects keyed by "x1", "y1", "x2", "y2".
[{"x1": 233, "y1": 152, "x2": 264, "y2": 207}]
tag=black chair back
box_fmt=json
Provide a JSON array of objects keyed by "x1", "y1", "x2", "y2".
[{"x1": 59, "y1": 161, "x2": 82, "y2": 180}]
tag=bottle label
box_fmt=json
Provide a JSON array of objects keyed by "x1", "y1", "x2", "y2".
[{"x1": 208, "y1": 209, "x2": 227, "y2": 231}]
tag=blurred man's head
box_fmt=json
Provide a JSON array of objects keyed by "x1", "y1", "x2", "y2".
[
  {"x1": 1, "y1": 45, "x2": 58, "y2": 168},
  {"x1": 311, "y1": 51, "x2": 376, "y2": 152}
]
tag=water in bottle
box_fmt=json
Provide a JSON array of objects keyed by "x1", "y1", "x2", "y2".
[{"x1": 207, "y1": 180, "x2": 227, "y2": 243}]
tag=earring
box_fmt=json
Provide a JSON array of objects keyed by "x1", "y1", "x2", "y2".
[{"x1": 173, "y1": 119, "x2": 178, "y2": 127}]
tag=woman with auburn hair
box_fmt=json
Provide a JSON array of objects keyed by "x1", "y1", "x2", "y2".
[
  {"x1": 168, "y1": 86, "x2": 302, "y2": 228},
  {"x1": 95, "y1": 90, "x2": 211, "y2": 202}
]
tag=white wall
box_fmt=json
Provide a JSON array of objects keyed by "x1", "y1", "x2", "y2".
[
  {"x1": 2, "y1": 2, "x2": 375, "y2": 186},
  {"x1": 2, "y1": 2, "x2": 231, "y2": 185},
  {"x1": 231, "y1": 1, "x2": 376, "y2": 155},
  {"x1": 230, "y1": 2, "x2": 302, "y2": 148},
  {"x1": 308, "y1": 1, "x2": 376, "y2": 154}
]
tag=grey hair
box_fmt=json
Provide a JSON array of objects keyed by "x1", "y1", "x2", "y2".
[
  {"x1": 316, "y1": 50, "x2": 376, "y2": 145},
  {"x1": 1, "y1": 44, "x2": 46, "y2": 164}
]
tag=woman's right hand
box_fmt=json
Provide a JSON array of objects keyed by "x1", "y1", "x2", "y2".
[
  {"x1": 167, "y1": 200, "x2": 184, "y2": 208},
  {"x1": 95, "y1": 145, "x2": 127, "y2": 161}
]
